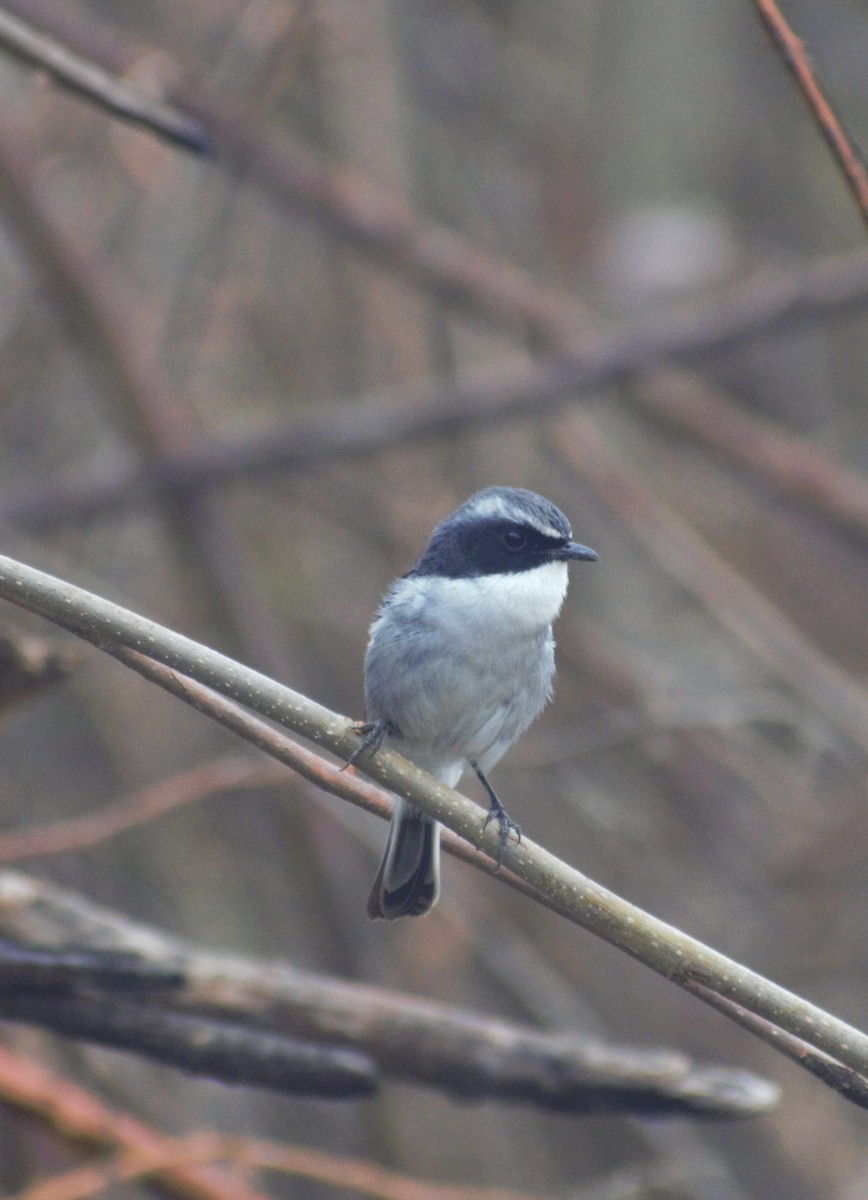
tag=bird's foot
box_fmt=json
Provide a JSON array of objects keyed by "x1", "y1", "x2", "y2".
[
  {"x1": 472, "y1": 762, "x2": 521, "y2": 867},
  {"x1": 344, "y1": 719, "x2": 397, "y2": 770},
  {"x1": 481, "y1": 796, "x2": 522, "y2": 867}
]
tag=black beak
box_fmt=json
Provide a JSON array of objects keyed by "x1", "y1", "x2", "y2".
[{"x1": 558, "y1": 541, "x2": 598, "y2": 562}]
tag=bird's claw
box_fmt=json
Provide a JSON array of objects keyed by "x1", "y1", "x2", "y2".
[
  {"x1": 344, "y1": 719, "x2": 394, "y2": 770},
  {"x1": 481, "y1": 799, "x2": 522, "y2": 868}
]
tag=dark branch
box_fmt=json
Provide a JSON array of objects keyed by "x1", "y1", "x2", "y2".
[
  {"x1": 0, "y1": 878, "x2": 777, "y2": 1117},
  {"x1": 0, "y1": 7, "x2": 212, "y2": 152},
  {"x1": 0, "y1": 991, "x2": 376, "y2": 1098}
]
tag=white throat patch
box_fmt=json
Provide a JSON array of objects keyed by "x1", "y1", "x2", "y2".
[{"x1": 399, "y1": 560, "x2": 570, "y2": 638}]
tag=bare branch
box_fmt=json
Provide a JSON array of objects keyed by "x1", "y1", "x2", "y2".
[
  {"x1": 0, "y1": 7, "x2": 212, "y2": 152},
  {"x1": 684, "y1": 979, "x2": 868, "y2": 1108},
  {"x1": 0, "y1": 873, "x2": 777, "y2": 1118},
  {"x1": 0, "y1": 552, "x2": 863, "y2": 1102},
  {"x1": 0, "y1": 1043, "x2": 270, "y2": 1200},
  {"x1": 3, "y1": 249, "x2": 868, "y2": 529},
  {"x1": 752, "y1": 0, "x2": 868, "y2": 227},
  {"x1": 0, "y1": 756, "x2": 288, "y2": 861},
  {"x1": 0, "y1": 990, "x2": 376, "y2": 1099}
]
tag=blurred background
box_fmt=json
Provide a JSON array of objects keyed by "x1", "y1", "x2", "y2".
[{"x1": 0, "y1": 1, "x2": 867, "y2": 1196}]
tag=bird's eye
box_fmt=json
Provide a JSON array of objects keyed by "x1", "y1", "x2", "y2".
[{"x1": 503, "y1": 529, "x2": 526, "y2": 551}]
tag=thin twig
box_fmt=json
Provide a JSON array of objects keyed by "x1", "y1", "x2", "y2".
[
  {"x1": 753, "y1": 0, "x2": 868, "y2": 228},
  {"x1": 0, "y1": 108, "x2": 333, "y2": 670},
  {"x1": 3, "y1": 636, "x2": 553, "y2": 912},
  {"x1": 0, "y1": 1044, "x2": 268, "y2": 1200},
  {"x1": 0, "y1": 757, "x2": 286, "y2": 860},
  {"x1": 0, "y1": 7, "x2": 212, "y2": 152},
  {"x1": 0, "y1": 552, "x2": 862, "y2": 1102},
  {"x1": 105, "y1": 649, "x2": 548, "y2": 905},
  {"x1": 8, "y1": 1127, "x2": 550, "y2": 1200},
  {"x1": 222, "y1": 1134, "x2": 551, "y2": 1200},
  {"x1": 0, "y1": 659, "x2": 544, "y2": 905},
  {"x1": 684, "y1": 979, "x2": 868, "y2": 1108},
  {"x1": 0, "y1": 115, "x2": 190, "y2": 448}
]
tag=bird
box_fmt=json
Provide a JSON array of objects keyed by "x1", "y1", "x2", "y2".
[{"x1": 355, "y1": 486, "x2": 598, "y2": 920}]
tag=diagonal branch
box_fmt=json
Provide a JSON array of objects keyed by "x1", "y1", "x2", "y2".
[
  {"x1": 752, "y1": 0, "x2": 868, "y2": 228},
  {"x1": 0, "y1": 552, "x2": 865, "y2": 1103},
  {"x1": 0, "y1": 12, "x2": 866, "y2": 559},
  {"x1": 0, "y1": 1044, "x2": 270, "y2": 1200},
  {"x1": 0, "y1": 7, "x2": 212, "y2": 152}
]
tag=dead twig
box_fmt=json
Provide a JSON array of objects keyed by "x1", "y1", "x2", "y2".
[
  {"x1": 0, "y1": 990, "x2": 376, "y2": 1099},
  {"x1": 1, "y1": 11, "x2": 867, "y2": 569},
  {"x1": 0, "y1": 1044, "x2": 267, "y2": 1200},
  {"x1": 0, "y1": 7, "x2": 211, "y2": 152},
  {"x1": 220, "y1": 1134, "x2": 552, "y2": 1200},
  {"x1": 753, "y1": 0, "x2": 868, "y2": 228},
  {"x1": 0, "y1": 756, "x2": 287, "y2": 861},
  {"x1": 0, "y1": 872, "x2": 777, "y2": 1119}
]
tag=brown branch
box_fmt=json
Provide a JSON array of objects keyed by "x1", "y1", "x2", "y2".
[
  {"x1": 753, "y1": 0, "x2": 868, "y2": 228},
  {"x1": 0, "y1": 1, "x2": 578, "y2": 345},
  {"x1": 0, "y1": 638, "x2": 568, "y2": 909},
  {"x1": 3, "y1": 248, "x2": 868, "y2": 530},
  {"x1": 17, "y1": 1130, "x2": 550, "y2": 1200},
  {"x1": 0, "y1": 1044, "x2": 268, "y2": 1200},
  {"x1": 1, "y1": 8, "x2": 867, "y2": 561},
  {"x1": 684, "y1": 978, "x2": 868, "y2": 1109},
  {"x1": 105, "y1": 649, "x2": 567, "y2": 913},
  {"x1": 0, "y1": 631, "x2": 547, "y2": 905},
  {"x1": 222, "y1": 1135, "x2": 549, "y2": 1200},
  {"x1": 0, "y1": 104, "x2": 327, "y2": 669},
  {"x1": 0, "y1": 756, "x2": 288, "y2": 861},
  {"x1": 6, "y1": 1138, "x2": 224, "y2": 1200},
  {"x1": 11, "y1": 4, "x2": 862, "y2": 357},
  {"x1": 0, "y1": 115, "x2": 189, "y2": 449}
]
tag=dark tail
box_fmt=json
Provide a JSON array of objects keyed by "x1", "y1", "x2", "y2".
[{"x1": 367, "y1": 798, "x2": 441, "y2": 919}]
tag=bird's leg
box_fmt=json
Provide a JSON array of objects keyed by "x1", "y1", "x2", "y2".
[
  {"x1": 344, "y1": 719, "x2": 398, "y2": 769},
  {"x1": 472, "y1": 762, "x2": 522, "y2": 866}
]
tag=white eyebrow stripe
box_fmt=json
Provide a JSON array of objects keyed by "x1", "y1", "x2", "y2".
[{"x1": 535, "y1": 523, "x2": 568, "y2": 540}]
